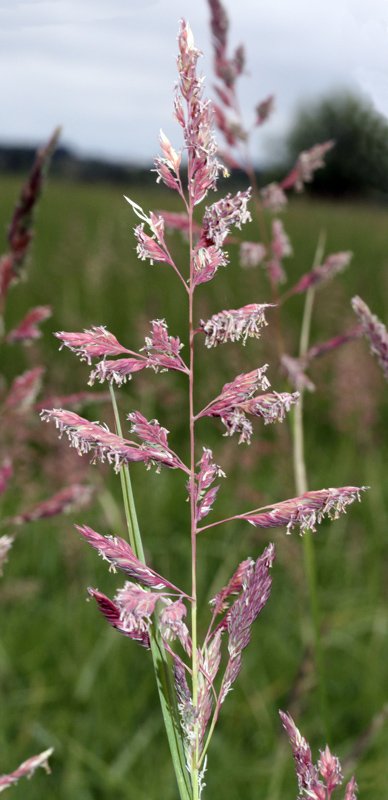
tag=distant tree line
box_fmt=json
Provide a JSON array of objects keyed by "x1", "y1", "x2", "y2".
[
  {"x1": 0, "y1": 143, "x2": 159, "y2": 186},
  {"x1": 285, "y1": 91, "x2": 388, "y2": 198},
  {"x1": 2, "y1": 91, "x2": 388, "y2": 199}
]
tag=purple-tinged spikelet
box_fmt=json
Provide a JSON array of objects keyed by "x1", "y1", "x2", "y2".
[
  {"x1": 210, "y1": 557, "x2": 254, "y2": 615},
  {"x1": 4, "y1": 367, "x2": 44, "y2": 413},
  {"x1": 281, "y1": 354, "x2": 316, "y2": 393},
  {"x1": 282, "y1": 141, "x2": 334, "y2": 193},
  {"x1": 10, "y1": 484, "x2": 93, "y2": 525},
  {"x1": 198, "y1": 366, "x2": 297, "y2": 443},
  {"x1": 197, "y1": 630, "x2": 222, "y2": 743},
  {"x1": 241, "y1": 391, "x2": 299, "y2": 424},
  {"x1": 193, "y1": 447, "x2": 225, "y2": 522},
  {"x1": 0, "y1": 459, "x2": 13, "y2": 496},
  {"x1": 176, "y1": 20, "x2": 226, "y2": 206},
  {"x1": 141, "y1": 319, "x2": 188, "y2": 373},
  {"x1": 280, "y1": 711, "x2": 358, "y2": 800},
  {"x1": 279, "y1": 711, "x2": 322, "y2": 795},
  {"x1": 0, "y1": 748, "x2": 54, "y2": 793},
  {"x1": 160, "y1": 600, "x2": 191, "y2": 654},
  {"x1": 260, "y1": 182, "x2": 287, "y2": 212},
  {"x1": 192, "y1": 244, "x2": 228, "y2": 286},
  {"x1": 88, "y1": 588, "x2": 150, "y2": 647},
  {"x1": 115, "y1": 582, "x2": 161, "y2": 632},
  {"x1": 134, "y1": 223, "x2": 172, "y2": 265},
  {"x1": 0, "y1": 128, "x2": 59, "y2": 301},
  {"x1": 305, "y1": 328, "x2": 362, "y2": 362},
  {"x1": 40, "y1": 409, "x2": 184, "y2": 472},
  {"x1": 208, "y1": 0, "x2": 244, "y2": 87},
  {"x1": 239, "y1": 241, "x2": 266, "y2": 269},
  {"x1": 55, "y1": 326, "x2": 131, "y2": 364},
  {"x1": 200, "y1": 303, "x2": 271, "y2": 347},
  {"x1": 6, "y1": 305, "x2": 52, "y2": 344},
  {"x1": 345, "y1": 777, "x2": 358, "y2": 800},
  {"x1": 265, "y1": 219, "x2": 293, "y2": 285},
  {"x1": 227, "y1": 544, "x2": 274, "y2": 659},
  {"x1": 318, "y1": 746, "x2": 343, "y2": 792},
  {"x1": 255, "y1": 95, "x2": 274, "y2": 126},
  {"x1": 77, "y1": 524, "x2": 183, "y2": 591},
  {"x1": 219, "y1": 545, "x2": 274, "y2": 701},
  {"x1": 0, "y1": 535, "x2": 14, "y2": 575},
  {"x1": 89, "y1": 358, "x2": 146, "y2": 387},
  {"x1": 289, "y1": 251, "x2": 352, "y2": 296},
  {"x1": 244, "y1": 486, "x2": 367, "y2": 534},
  {"x1": 154, "y1": 130, "x2": 183, "y2": 194},
  {"x1": 352, "y1": 295, "x2": 388, "y2": 381},
  {"x1": 201, "y1": 189, "x2": 252, "y2": 248}
]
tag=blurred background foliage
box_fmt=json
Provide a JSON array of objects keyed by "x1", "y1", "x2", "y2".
[
  {"x1": 286, "y1": 91, "x2": 388, "y2": 198},
  {"x1": 0, "y1": 163, "x2": 388, "y2": 800}
]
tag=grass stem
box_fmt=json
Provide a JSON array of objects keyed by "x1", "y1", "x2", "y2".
[
  {"x1": 291, "y1": 233, "x2": 331, "y2": 741},
  {"x1": 109, "y1": 385, "x2": 191, "y2": 800}
]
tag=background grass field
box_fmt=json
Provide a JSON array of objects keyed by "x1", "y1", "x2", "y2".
[{"x1": 1, "y1": 175, "x2": 388, "y2": 798}]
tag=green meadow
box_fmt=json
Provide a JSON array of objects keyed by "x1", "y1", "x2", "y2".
[{"x1": 1, "y1": 175, "x2": 388, "y2": 799}]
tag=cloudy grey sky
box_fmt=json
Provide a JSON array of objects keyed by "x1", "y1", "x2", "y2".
[{"x1": 1, "y1": 0, "x2": 388, "y2": 165}]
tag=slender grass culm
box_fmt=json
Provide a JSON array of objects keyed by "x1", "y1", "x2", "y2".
[{"x1": 41, "y1": 21, "x2": 365, "y2": 800}]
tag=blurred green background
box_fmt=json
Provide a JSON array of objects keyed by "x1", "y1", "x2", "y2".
[{"x1": 1, "y1": 175, "x2": 388, "y2": 798}]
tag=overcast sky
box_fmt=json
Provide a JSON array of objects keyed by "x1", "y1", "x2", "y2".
[{"x1": 1, "y1": 0, "x2": 388, "y2": 165}]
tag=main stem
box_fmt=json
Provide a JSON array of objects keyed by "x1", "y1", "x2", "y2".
[
  {"x1": 109, "y1": 385, "x2": 191, "y2": 800},
  {"x1": 188, "y1": 194, "x2": 199, "y2": 800}
]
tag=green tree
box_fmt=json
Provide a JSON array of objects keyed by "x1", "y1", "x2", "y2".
[{"x1": 287, "y1": 91, "x2": 388, "y2": 197}]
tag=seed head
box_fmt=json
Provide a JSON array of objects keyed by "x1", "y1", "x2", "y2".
[
  {"x1": 352, "y1": 295, "x2": 388, "y2": 381},
  {"x1": 6, "y1": 306, "x2": 52, "y2": 344},
  {"x1": 55, "y1": 326, "x2": 129, "y2": 364},
  {"x1": 240, "y1": 241, "x2": 266, "y2": 269},
  {"x1": 200, "y1": 303, "x2": 271, "y2": 347},
  {"x1": 245, "y1": 486, "x2": 368, "y2": 534},
  {"x1": 0, "y1": 748, "x2": 54, "y2": 793}
]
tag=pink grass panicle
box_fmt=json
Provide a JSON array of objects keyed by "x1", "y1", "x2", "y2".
[
  {"x1": 76, "y1": 524, "x2": 183, "y2": 591},
  {"x1": 4, "y1": 367, "x2": 44, "y2": 414},
  {"x1": 239, "y1": 241, "x2": 266, "y2": 269},
  {"x1": 265, "y1": 219, "x2": 293, "y2": 285},
  {"x1": 141, "y1": 319, "x2": 189, "y2": 374},
  {"x1": 0, "y1": 535, "x2": 14, "y2": 575},
  {"x1": 219, "y1": 544, "x2": 275, "y2": 701},
  {"x1": 0, "y1": 128, "x2": 59, "y2": 303},
  {"x1": 55, "y1": 326, "x2": 131, "y2": 364},
  {"x1": 243, "y1": 486, "x2": 367, "y2": 535},
  {"x1": 193, "y1": 447, "x2": 226, "y2": 522},
  {"x1": 0, "y1": 749, "x2": 54, "y2": 794},
  {"x1": 282, "y1": 140, "x2": 335, "y2": 192},
  {"x1": 198, "y1": 365, "x2": 298, "y2": 443},
  {"x1": 40, "y1": 408, "x2": 187, "y2": 473},
  {"x1": 10, "y1": 484, "x2": 93, "y2": 526},
  {"x1": 260, "y1": 182, "x2": 288, "y2": 212},
  {"x1": 0, "y1": 459, "x2": 13, "y2": 496},
  {"x1": 88, "y1": 588, "x2": 151, "y2": 648},
  {"x1": 6, "y1": 305, "x2": 52, "y2": 344},
  {"x1": 176, "y1": 20, "x2": 227, "y2": 206},
  {"x1": 280, "y1": 711, "x2": 357, "y2": 800},
  {"x1": 288, "y1": 251, "x2": 352, "y2": 297},
  {"x1": 352, "y1": 295, "x2": 388, "y2": 381},
  {"x1": 200, "y1": 303, "x2": 272, "y2": 347},
  {"x1": 43, "y1": 17, "x2": 368, "y2": 799}
]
